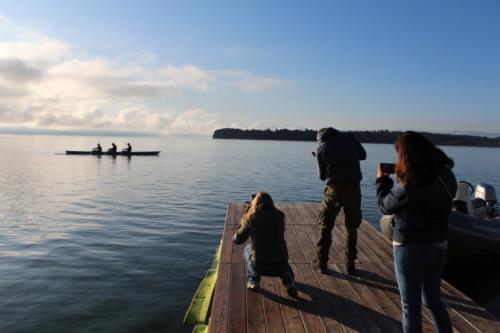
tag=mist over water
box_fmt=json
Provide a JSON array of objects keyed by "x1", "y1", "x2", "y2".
[{"x1": 0, "y1": 136, "x2": 499, "y2": 332}]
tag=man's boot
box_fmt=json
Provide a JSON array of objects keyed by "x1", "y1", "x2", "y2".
[
  {"x1": 312, "y1": 258, "x2": 328, "y2": 274},
  {"x1": 346, "y1": 259, "x2": 356, "y2": 276}
]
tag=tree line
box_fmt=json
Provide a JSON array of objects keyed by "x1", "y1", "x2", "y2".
[{"x1": 212, "y1": 128, "x2": 500, "y2": 147}]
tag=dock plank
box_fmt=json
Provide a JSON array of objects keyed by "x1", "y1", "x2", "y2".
[
  {"x1": 206, "y1": 203, "x2": 500, "y2": 333},
  {"x1": 220, "y1": 203, "x2": 236, "y2": 264},
  {"x1": 246, "y1": 275, "x2": 266, "y2": 333},
  {"x1": 273, "y1": 276, "x2": 306, "y2": 333},
  {"x1": 261, "y1": 276, "x2": 286, "y2": 333},
  {"x1": 282, "y1": 205, "x2": 308, "y2": 263},
  {"x1": 231, "y1": 204, "x2": 247, "y2": 264},
  {"x1": 208, "y1": 263, "x2": 231, "y2": 333},
  {"x1": 228, "y1": 263, "x2": 247, "y2": 333},
  {"x1": 290, "y1": 263, "x2": 329, "y2": 333}
]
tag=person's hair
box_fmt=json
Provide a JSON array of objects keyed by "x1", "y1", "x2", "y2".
[
  {"x1": 395, "y1": 131, "x2": 454, "y2": 186},
  {"x1": 244, "y1": 192, "x2": 277, "y2": 220}
]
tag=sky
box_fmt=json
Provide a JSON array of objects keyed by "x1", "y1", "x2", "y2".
[{"x1": 0, "y1": 0, "x2": 499, "y2": 136}]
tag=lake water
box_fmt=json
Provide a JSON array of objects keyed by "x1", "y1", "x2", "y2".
[{"x1": 0, "y1": 136, "x2": 499, "y2": 332}]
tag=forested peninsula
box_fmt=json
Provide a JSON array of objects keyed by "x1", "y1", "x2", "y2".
[{"x1": 212, "y1": 128, "x2": 500, "y2": 147}]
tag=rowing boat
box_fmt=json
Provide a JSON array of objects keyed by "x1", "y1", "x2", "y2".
[{"x1": 65, "y1": 151, "x2": 160, "y2": 156}]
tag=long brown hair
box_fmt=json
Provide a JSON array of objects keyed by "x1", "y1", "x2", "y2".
[
  {"x1": 395, "y1": 131, "x2": 454, "y2": 186},
  {"x1": 241, "y1": 192, "x2": 280, "y2": 226}
]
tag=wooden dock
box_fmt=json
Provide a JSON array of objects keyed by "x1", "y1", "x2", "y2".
[{"x1": 208, "y1": 203, "x2": 500, "y2": 333}]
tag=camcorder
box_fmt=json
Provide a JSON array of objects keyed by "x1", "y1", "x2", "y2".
[{"x1": 379, "y1": 162, "x2": 396, "y2": 174}]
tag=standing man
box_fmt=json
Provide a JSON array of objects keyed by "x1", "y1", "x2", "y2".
[{"x1": 313, "y1": 127, "x2": 366, "y2": 275}]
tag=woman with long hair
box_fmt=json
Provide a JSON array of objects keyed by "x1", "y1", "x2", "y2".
[
  {"x1": 376, "y1": 131, "x2": 457, "y2": 333},
  {"x1": 233, "y1": 192, "x2": 297, "y2": 297}
]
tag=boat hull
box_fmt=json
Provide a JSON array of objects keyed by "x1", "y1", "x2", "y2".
[
  {"x1": 65, "y1": 151, "x2": 160, "y2": 156},
  {"x1": 448, "y1": 211, "x2": 500, "y2": 260}
]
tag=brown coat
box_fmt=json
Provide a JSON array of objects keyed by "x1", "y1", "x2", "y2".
[{"x1": 233, "y1": 205, "x2": 289, "y2": 276}]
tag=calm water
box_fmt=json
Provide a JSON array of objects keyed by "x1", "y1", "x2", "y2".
[{"x1": 0, "y1": 136, "x2": 499, "y2": 332}]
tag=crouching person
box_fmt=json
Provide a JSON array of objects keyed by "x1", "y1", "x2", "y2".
[{"x1": 233, "y1": 192, "x2": 297, "y2": 297}]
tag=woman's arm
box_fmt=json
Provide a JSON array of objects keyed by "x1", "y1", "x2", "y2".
[
  {"x1": 376, "y1": 176, "x2": 408, "y2": 214},
  {"x1": 317, "y1": 150, "x2": 327, "y2": 181},
  {"x1": 233, "y1": 216, "x2": 252, "y2": 245}
]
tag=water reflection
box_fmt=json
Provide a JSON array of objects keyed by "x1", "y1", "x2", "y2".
[{"x1": 0, "y1": 136, "x2": 498, "y2": 332}]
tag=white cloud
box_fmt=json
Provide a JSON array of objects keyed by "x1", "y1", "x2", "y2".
[
  {"x1": 169, "y1": 109, "x2": 219, "y2": 136},
  {"x1": 0, "y1": 14, "x2": 293, "y2": 135},
  {"x1": 0, "y1": 39, "x2": 70, "y2": 64},
  {"x1": 114, "y1": 105, "x2": 172, "y2": 130},
  {"x1": 161, "y1": 65, "x2": 216, "y2": 92},
  {"x1": 0, "y1": 15, "x2": 71, "y2": 65},
  {"x1": 0, "y1": 59, "x2": 43, "y2": 81}
]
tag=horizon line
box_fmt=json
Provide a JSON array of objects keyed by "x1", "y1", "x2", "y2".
[{"x1": 1, "y1": 126, "x2": 499, "y2": 139}]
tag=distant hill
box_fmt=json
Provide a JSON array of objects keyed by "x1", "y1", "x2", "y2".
[{"x1": 212, "y1": 128, "x2": 500, "y2": 148}]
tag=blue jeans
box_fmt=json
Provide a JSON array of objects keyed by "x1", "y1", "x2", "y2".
[
  {"x1": 244, "y1": 244, "x2": 294, "y2": 284},
  {"x1": 393, "y1": 244, "x2": 452, "y2": 333}
]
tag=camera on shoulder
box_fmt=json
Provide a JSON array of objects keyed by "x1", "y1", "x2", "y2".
[{"x1": 244, "y1": 193, "x2": 257, "y2": 209}]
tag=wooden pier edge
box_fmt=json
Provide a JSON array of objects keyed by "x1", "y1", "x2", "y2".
[{"x1": 201, "y1": 202, "x2": 500, "y2": 333}]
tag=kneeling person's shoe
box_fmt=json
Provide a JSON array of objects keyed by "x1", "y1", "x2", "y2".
[
  {"x1": 247, "y1": 280, "x2": 260, "y2": 291},
  {"x1": 312, "y1": 258, "x2": 328, "y2": 274},
  {"x1": 283, "y1": 280, "x2": 298, "y2": 298},
  {"x1": 346, "y1": 260, "x2": 357, "y2": 276}
]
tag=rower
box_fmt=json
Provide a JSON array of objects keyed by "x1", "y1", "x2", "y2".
[
  {"x1": 108, "y1": 143, "x2": 117, "y2": 154},
  {"x1": 93, "y1": 143, "x2": 102, "y2": 154},
  {"x1": 123, "y1": 143, "x2": 132, "y2": 153}
]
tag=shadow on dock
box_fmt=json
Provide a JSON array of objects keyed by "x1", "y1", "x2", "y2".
[{"x1": 206, "y1": 203, "x2": 500, "y2": 333}]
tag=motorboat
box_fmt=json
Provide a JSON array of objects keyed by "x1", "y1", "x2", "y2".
[
  {"x1": 380, "y1": 181, "x2": 500, "y2": 261},
  {"x1": 449, "y1": 181, "x2": 500, "y2": 260}
]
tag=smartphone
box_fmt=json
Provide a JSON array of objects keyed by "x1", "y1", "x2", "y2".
[
  {"x1": 380, "y1": 163, "x2": 396, "y2": 174},
  {"x1": 251, "y1": 193, "x2": 256, "y2": 200}
]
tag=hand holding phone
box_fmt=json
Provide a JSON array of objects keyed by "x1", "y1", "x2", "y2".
[
  {"x1": 380, "y1": 163, "x2": 396, "y2": 174},
  {"x1": 378, "y1": 163, "x2": 396, "y2": 178}
]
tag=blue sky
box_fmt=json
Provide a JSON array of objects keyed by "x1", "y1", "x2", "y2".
[{"x1": 0, "y1": 1, "x2": 499, "y2": 135}]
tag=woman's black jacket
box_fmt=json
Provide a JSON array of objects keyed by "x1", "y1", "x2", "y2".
[{"x1": 376, "y1": 167, "x2": 457, "y2": 244}]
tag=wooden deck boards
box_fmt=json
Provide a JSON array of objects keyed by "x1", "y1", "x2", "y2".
[{"x1": 208, "y1": 203, "x2": 500, "y2": 333}]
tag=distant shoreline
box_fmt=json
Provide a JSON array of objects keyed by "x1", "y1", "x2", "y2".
[{"x1": 213, "y1": 128, "x2": 500, "y2": 148}]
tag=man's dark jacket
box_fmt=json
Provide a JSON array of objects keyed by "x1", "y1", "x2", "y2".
[
  {"x1": 233, "y1": 205, "x2": 289, "y2": 276},
  {"x1": 376, "y1": 167, "x2": 457, "y2": 244},
  {"x1": 316, "y1": 127, "x2": 366, "y2": 185}
]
